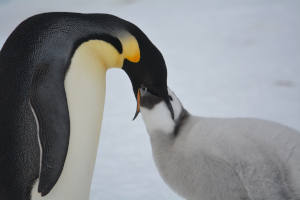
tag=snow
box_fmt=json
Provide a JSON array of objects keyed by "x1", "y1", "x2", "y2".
[{"x1": 0, "y1": 0, "x2": 299, "y2": 199}]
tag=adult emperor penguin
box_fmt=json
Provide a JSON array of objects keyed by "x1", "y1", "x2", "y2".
[
  {"x1": 139, "y1": 87, "x2": 300, "y2": 200},
  {"x1": 0, "y1": 12, "x2": 172, "y2": 200}
]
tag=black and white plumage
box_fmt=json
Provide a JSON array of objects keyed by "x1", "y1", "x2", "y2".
[
  {"x1": 140, "y1": 87, "x2": 300, "y2": 200},
  {"x1": 0, "y1": 12, "x2": 169, "y2": 200}
]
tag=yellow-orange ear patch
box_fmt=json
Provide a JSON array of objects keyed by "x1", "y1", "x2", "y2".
[{"x1": 120, "y1": 35, "x2": 140, "y2": 63}]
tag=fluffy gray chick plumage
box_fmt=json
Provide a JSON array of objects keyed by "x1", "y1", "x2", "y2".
[{"x1": 139, "y1": 88, "x2": 300, "y2": 200}]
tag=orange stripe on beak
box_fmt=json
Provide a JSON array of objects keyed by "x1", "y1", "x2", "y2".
[{"x1": 132, "y1": 89, "x2": 141, "y2": 120}]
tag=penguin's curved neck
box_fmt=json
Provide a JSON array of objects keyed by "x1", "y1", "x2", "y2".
[{"x1": 31, "y1": 39, "x2": 131, "y2": 199}]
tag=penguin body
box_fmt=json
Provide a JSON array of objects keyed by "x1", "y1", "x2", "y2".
[
  {"x1": 140, "y1": 88, "x2": 300, "y2": 200},
  {"x1": 0, "y1": 12, "x2": 169, "y2": 199}
]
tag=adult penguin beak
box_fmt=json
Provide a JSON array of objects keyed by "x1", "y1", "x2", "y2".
[{"x1": 132, "y1": 88, "x2": 141, "y2": 120}]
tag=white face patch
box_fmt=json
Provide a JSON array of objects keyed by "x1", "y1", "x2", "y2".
[
  {"x1": 140, "y1": 87, "x2": 183, "y2": 135},
  {"x1": 141, "y1": 102, "x2": 175, "y2": 134}
]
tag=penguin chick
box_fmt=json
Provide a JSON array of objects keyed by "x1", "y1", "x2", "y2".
[{"x1": 139, "y1": 87, "x2": 300, "y2": 200}]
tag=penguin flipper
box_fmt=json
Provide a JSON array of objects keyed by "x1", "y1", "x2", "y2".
[{"x1": 30, "y1": 63, "x2": 70, "y2": 196}]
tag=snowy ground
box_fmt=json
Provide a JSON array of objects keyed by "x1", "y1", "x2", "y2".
[{"x1": 1, "y1": 0, "x2": 300, "y2": 199}]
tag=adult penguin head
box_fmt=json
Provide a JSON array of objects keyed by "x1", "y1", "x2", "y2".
[{"x1": 121, "y1": 32, "x2": 174, "y2": 120}]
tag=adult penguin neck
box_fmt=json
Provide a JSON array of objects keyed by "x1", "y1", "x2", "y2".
[{"x1": 31, "y1": 40, "x2": 122, "y2": 199}]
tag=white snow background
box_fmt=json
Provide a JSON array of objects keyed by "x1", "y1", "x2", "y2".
[{"x1": 0, "y1": 0, "x2": 299, "y2": 199}]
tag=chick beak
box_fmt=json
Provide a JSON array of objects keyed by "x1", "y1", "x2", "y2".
[{"x1": 132, "y1": 88, "x2": 141, "y2": 120}]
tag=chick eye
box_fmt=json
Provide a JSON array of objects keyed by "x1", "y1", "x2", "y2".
[{"x1": 169, "y1": 95, "x2": 173, "y2": 101}]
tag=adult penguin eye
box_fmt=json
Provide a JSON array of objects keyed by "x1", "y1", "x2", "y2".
[{"x1": 169, "y1": 95, "x2": 173, "y2": 101}]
